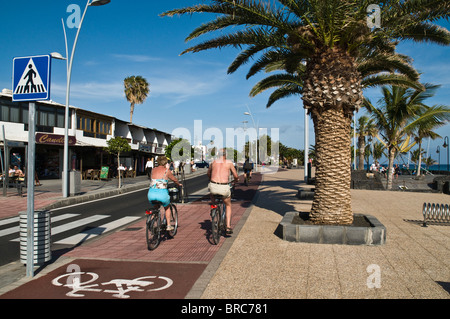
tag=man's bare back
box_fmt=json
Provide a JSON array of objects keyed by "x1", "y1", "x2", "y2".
[{"x1": 208, "y1": 158, "x2": 238, "y2": 183}]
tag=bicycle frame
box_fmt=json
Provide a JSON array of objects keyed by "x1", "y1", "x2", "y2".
[
  {"x1": 146, "y1": 201, "x2": 178, "y2": 250},
  {"x1": 210, "y1": 196, "x2": 226, "y2": 245}
]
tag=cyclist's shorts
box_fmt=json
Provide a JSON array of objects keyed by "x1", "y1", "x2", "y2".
[
  {"x1": 147, "y1": 188, "x2": 170, "y2": 207},
  {"x1": 208, "y1": 182, "x2": 231, "y2": 198}
]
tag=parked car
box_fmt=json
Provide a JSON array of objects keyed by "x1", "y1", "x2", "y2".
[{"x1": 195, "y1": 160, "x2": 210, "y2": 168}]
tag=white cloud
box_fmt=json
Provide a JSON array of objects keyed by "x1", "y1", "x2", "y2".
[
  {"x1": 111, "y1": 54, "x2": 162, "y2": 63},
  {"x1": 51, "y1": 81, "x2": 124, "y2": 103}
]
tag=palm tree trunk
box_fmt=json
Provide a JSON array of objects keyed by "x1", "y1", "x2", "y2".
[
  {"x1": 303, "y1": 47, "x2": 362, "y2": 226},
  {"x1": 310, "y1": 106, "x2": 353, "y2": 225},
  {"x1": 130, "y1": 103, "x2": 135, "y2": 123},
  {"x1": 387, "y1": 147, "x2": 395, "y2": 189},
  {"x1": 358, "y1": 135, "x2": 365, "y2": 170},
  {"x1": 417, "y1": 141, "x2": 422, "y2": 177}
]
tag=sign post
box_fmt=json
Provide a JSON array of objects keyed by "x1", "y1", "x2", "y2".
[{"x1": 12, "y1": 55, "x2": 51, "y2": 277}]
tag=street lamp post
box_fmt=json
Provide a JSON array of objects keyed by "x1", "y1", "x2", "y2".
[
  {"x1": 61, "y1": 0, "x2": 110, "y2": 198},
  {"x1": 244, "y1": 106, "x2": 258, "y2": 172},
  {"x1": 443, "y1": 136, "x2": 449, "y2": 172},
  {"x1": 436, "y1": 146, "x2": 440, "y2": 172}
]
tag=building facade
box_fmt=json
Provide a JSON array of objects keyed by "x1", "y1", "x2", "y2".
[{"x1": 0, "y1": 89, "x2": 171, "y2": 179}]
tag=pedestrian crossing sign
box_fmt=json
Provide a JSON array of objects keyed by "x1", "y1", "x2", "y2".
[{"x1": 12, "y1": 55, "x2": 51, "y2": 102}]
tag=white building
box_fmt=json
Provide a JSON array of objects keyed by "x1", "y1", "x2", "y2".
[{"x1": 0, "y1": 89, "x2": 171, "y2": 179}]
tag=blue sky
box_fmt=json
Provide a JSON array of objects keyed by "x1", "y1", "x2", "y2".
[{"x1": 0, "y1": 1, "x2": 449, "y2": 165}]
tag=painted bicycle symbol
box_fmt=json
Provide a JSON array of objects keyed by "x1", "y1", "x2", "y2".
[{"x1": 52, "y1": 271, "x2": 173, "y2": 299}]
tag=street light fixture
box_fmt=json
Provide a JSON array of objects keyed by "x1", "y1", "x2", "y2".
[
  {"x1": 90, "y1": 0, "x2": 111, "y2": 6},
  {"x1": 61, "y1": 0, "x2": 110, "y2": 198},
  {"x1": 50, "y1": 52, "x2": 66, "y2": 60}
]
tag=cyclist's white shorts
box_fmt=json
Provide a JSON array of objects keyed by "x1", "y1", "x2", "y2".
[{"x1": 208, "y1": 182, "x2": 231, "y2": 198}]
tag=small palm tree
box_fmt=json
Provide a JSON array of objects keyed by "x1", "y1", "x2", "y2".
[
  {"x1": 356, "y1": 116, "x2": 377, "y2": 170},
  {"x1": 424, "y1": 156, "x2": 437, "y2": 169},
  {"x1": 372, "y1": 141, "x2": 386, "y2": 165},
  {"x1": 364, "y1": 84, "x2": 449, "y2": 188},
  {"x1": 124, "y1": 75, "x2": 150, "y2": 123}
]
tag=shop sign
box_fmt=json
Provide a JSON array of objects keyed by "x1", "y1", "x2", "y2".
[
  {"x1": 138, "y1": 143, "x2": 152, "y2": 153},
  {"x1": 36, "y1": 133, "x2": 76, "y2": 146},
  {"x1": 100, "y1": 166, "x2": 109, "y2": 179}
]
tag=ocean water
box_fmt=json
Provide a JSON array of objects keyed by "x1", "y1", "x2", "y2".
[
  {"x1": 364, "y1": 164, "x2": 450, "y2": 172},
  {"x1": 427, "y1": 164, "x2": 450, "y2": 172}
]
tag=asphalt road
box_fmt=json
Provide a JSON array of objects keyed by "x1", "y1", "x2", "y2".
[{"x1": 0, "y1": 173, "x2": 210, "y2": 267}]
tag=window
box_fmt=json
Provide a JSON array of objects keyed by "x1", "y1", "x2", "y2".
[
  {"x1": 57, "y1": 109, "x2": 64, "y2": 127},
  {"x1": 77, "y1": 114, "x2": 111, "y2": 139},
  {"x1": 10, "y1": 105, "x2": 19, "y2": 122},
  {"x1": 0, "y1": 104, "x2": 8, "y2": 121},
  {"x1": 22, "y1": 104, "x2": 28, "y2": 125},
  {"x1": 35, "y1": 105, "x2": 71, "y2": 131},
  {"x1": 0, "y1": 100, "x2": 27, "y2": 123},
  {"x1": 0, "y1": 97, "x2": 72, "y2": 131}
]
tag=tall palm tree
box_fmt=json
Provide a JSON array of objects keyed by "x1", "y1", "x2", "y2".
[
  {"x1": 162, "y1": 0, "x2": 450, "y2": 225},
  {"x1": 364, "y1": 84, "x2": 450, "y2": 188},
  {"x1": 372, "y1": 141, "x2": 385, "y2": 164},
  {"x1": 356, "y1": 116, "x2": 377, "y2": 170},
  {"x1": 124, "y1": 75, "x2": 150, "y2": 123}
]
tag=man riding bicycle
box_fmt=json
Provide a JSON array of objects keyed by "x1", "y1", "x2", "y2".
[
  {"x1": 243, "y1": 157, "x2": 253, "y2": 182},
  {"x1": 208, "y1": 148, "x2": 239, "y2": 234}
]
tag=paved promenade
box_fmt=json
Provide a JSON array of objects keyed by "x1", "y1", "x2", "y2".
[
  {"x1": 202, "y1": 169, "x2": 450, "y2": 299},
  {"x1": 0, "y1": 167, "x2": 449, "y2": 299}
]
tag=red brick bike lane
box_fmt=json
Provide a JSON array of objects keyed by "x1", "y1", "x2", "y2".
[{"x1": 1, "y1": 174, "x2": 261, "y2": 299}]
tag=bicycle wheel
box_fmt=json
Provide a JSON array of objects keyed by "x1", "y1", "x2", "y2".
[
  {"x1": 146, "y1": 212, "x2": 161, "y2": 250},
  {"x1": 168, "y1": 204, "x2": 178, "y2": 237},
  {"x1": 220, "y1": 202, "x2": 227, "y2": 233},
  {"x1": 210, "y1": 207, "x2": 220, "y2": 245}
]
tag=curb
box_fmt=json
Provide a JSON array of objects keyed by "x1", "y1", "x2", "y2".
[
  {"x1": 41, "y1": 182, "x2": 149, "y2": 211},
  {"x1": 40, "y1": 169, "x2": 207, "y2": 211}
]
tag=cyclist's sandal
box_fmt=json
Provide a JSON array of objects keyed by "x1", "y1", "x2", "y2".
[{"x1": 226, "y1": 227, "x2": 233, "y2": 234}]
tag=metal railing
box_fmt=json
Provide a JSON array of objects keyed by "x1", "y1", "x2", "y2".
[{"x1": 422, "y1": 203, "x2": 450, "y2": 227}]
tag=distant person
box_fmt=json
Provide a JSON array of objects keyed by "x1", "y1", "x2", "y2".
[
  {"x1": 370, "y1": 162, "x2": 377, "y2": 172},
  {"x1": 173, "y1": 160, "x2": 180, "y2": 176},
  {"x1": 394, "y1": 164, "x2": 400, "y2": 179},
  {"x1": 8, "y1": 165, "x2": 15, "y2": 177},
  {"x1": 145, "y1": 157, "x2": 153, "y2": 179},
  {"x1": 13, "y1": 165, "x2": 25, "y2": 179},
  {"x1": 243, "y1": 157, "x2": 253, "y2": 181}
]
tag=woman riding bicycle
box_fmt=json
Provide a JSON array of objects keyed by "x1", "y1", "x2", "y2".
[{"x1": 147, "y1": 156, "x2": 182, "y2": 231}]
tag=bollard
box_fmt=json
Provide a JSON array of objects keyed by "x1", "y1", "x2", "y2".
[{"x1": 19, "y1": 210, "x2": 51, "y2": 265}]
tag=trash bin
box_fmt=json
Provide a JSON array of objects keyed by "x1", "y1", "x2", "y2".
[
  {"x1": 19, "y1": 210, "x2": 51, "y2": 265},
  {"x1": 69, "y1": 170, "x2": 81, "y2": 196}
]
